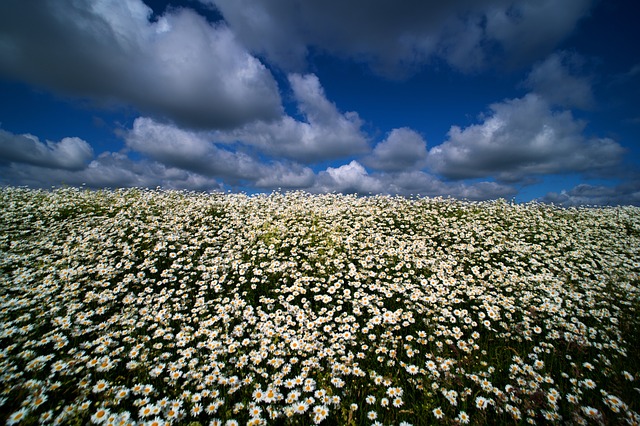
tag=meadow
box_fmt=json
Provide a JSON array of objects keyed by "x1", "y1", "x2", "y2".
[{"x1": 1, "y1": 187, "x2": 639, "y2": 425}]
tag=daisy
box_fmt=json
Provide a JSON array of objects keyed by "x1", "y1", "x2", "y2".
[
  {"x1": 457, "y1": 411, "x2": 470, "y2": 424},
  {"x1": 93, "y1": 379, "x2": 110, "y2": 393},
  {"x1": 7, "y1": 407, "x2": 30, "y2": 425},
  {"x1": 582, "y1": 406, "x2": 600, "y2": 418},
  {"x1": 90, "y1": 408, "x2": 111, "y2": 424},
  {"x1": 293, "y1": 402, "x2": 308, "y2": 414},
  {"x1": 433, "y1": 407, "x2": 444, "y2": 419}
]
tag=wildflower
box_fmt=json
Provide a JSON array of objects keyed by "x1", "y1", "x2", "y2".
[
  {"x1": 566, "y1": 394, "x2": 579, "y2": 404},
  {"x1": 475, "y1": 396, "x2": 489, "y2": 410},
  {"x1": 582, "y1": 406, "x2": 600, "y2": 418},
  {"x1": 93, "y1": 379, "x2": 110, "y2": 393},
  {"x1": 367, "y1": 410, "x2": 378, "y2": 420},
  {"x1": 7, "y1": 408, "x2": 30, "y2": 425},
  {"x1": 405, "y1": 364, "x2": 419, "y2": 375},
  {"x1": 581, "y1": 379, "x2": 596, "y2": 389},
  {"x1": 293, "y1": 402, "x2": 308, "y2": 414},
  {"x1": 313, "y1": 405, "x2": 329, "y2": 423},
  {"x1": 457, "y1": 411, "x2": 470, "y2": 424},
  {"x1": 506, "y1": 404, "x2": 521, "y2": 420},
  {"x1": 39, "y1": 411, "x2": 54, "y2": 423},
  {"x1": 139, "y1": 405, "x2": 154, "y2": 418},
  {"x1": 191, "y1": 403, "x2": 203, "y2": 416},
  {"x1": 433, "y1": 407, "x2": 444, "y2": 419},
  {"x1": 90, "y1": 408, "x2": 111, "y2": 424}
]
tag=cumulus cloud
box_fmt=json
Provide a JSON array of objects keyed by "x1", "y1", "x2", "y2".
[
  {"x1": 205, "y1": 0, "x2": 594, "y2": 74},
  {"x1": 364, "y1": 128, "x2": 428, "y2": 171},
  {"x1": 0, "y1": 0, "x2": 282, "y2": 129},
  {"x1": 309, "y1": 161, "x2": 516, "y2": 200},
  {"x1": 0, "y1": 129, "x2": 93, "y2": 170},
  {"x1": 217, "y1": 74, "x2": 369, "y2": 162},
  {"x1": 427, "y1": 94, "x2": 624, "y2": 182},
  {"x1": 523, "y1": 52, "x2": 594, "y2": 109},
  {"x1": 126, "y1": 117, "x2": 320, "y2": 188},
  {"x1": 0, "y1": 119, "x2": 520, "y2": 200},
  {"x1": 126, "y1": 117, "x2": 264, "y2": 181},
  {"x1": 0, "y1": 151, "x2": 226, "y2": 191},
  {"x1": 314, "y1": 161, "x2": 384, "y2": 194}
]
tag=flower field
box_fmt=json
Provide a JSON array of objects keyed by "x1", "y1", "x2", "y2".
[{"x1": 1, "y1": 187, "x2": 639, "y2": 425}]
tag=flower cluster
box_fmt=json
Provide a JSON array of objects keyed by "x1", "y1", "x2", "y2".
[{"x1": 1, "y1": 187, "x2": 639, "y2": 425}]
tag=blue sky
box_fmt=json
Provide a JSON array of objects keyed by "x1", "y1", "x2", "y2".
[{"x1": 1, "y1": 0, "x2": 639, "y2": 205}]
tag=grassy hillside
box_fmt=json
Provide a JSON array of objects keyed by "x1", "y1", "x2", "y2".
[{"x1": 1, "y1": 187, "x2": 639, "y2": 425}]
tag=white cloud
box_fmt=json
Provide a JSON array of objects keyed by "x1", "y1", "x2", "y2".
[
  {"x1": 0, "y1": 0, "x2": 282, "y2": 129},
  {"x1": 524, "y1": 52, "x2": 594, "y2": 109},
  {"x1": 0, "y1": 120, "x2": 519, "y2": 201},
  {"x1": 364, "y1": 128, "x2": 428, "y2": 171},
  {"x1": 125, "y1": 117, "x2": 319, "y2": 189},
  {"x1": 0, "y1": 129, "x2": 93, "y2": 170},
  {"x1": 205, "y1": 0, "x2": 595, "y2": 74},
  {"x1": 314, "y1": 161, "x2": 384, "y2": 194},
  {"x1": 217, "y1": 74, "x2": 369, "y2": 162},
  {"x1": 310, "y1": 161, "x2": 516, "y2": 200},
  {"x1": 427, "y1": 94, "x2": 624, "y2": 182}
]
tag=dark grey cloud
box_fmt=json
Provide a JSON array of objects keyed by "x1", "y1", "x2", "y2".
[
  {"x1": 205, "y1": 0, "x2": 595, "y2": 74},
  {"x1": 523, "y1": 52, "x2": 594, "y2": 109},
  {"x1": 384, "y1": 171, "x2": 517, "y2": 200},
  {"x1": 363, "y1": 128, "x2": 428, "y2": 171},
  {"x1": 125, "y1": 117, "x2": 264, "y2": 181},
  {"x1": 0, "y1": 151, "x2": 225, "y2": 191},
  {"x1": 541, "y1": 182, "x2": 640, "y2": 207},
  {"x1": 427, "y1": 94, "x2": 625, "y2": 183},
  {"x1": 0, "y1": 129, "x2": 93, "y2": 170},
  {"x1": 0, "y1": 0, "x2": 282, "y2": 129}
]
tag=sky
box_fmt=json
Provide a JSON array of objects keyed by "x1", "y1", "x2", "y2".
[{"x1": 1, "y1": 0, "x2": 639, "y2": 205}]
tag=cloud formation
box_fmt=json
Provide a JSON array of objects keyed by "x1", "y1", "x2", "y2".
[
  {"x1": 0, "y1": 0, "x2": 282, "y2": 128},
  {"x1": 523, "y1": 52, "x2": 594, "y2": 109},
  {"x1": 364, "y1": 128, "x2": 428, "y2": 171},
  {"x1": 0, "y1": 122, "x2": 517, "y2": 201},
  {"x1": 311, "y1": 161, "x2": 516, "y2": 200},
  {"x1": 0, "y1": 130, "x2": 93, "y2": 171},
  {"x1": 427, "y1": 94, "x2": 624, "y2": 182},
  {"x1": 216, "y1": 74, "x2": 369, "y2": 163},
  {"x1": 206, "y1": 0, "x2": 595, "y2": 74},
  {"x1": 126, "y1": 117, "x2": 263, "y2": 181},
  {"x1": 542, "y1": 182, "x2": 640, "y2": 207}
]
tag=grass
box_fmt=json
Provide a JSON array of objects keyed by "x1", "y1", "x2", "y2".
[{"x1": 0, "y1": 186, "x2": 639, "y2": 425}]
